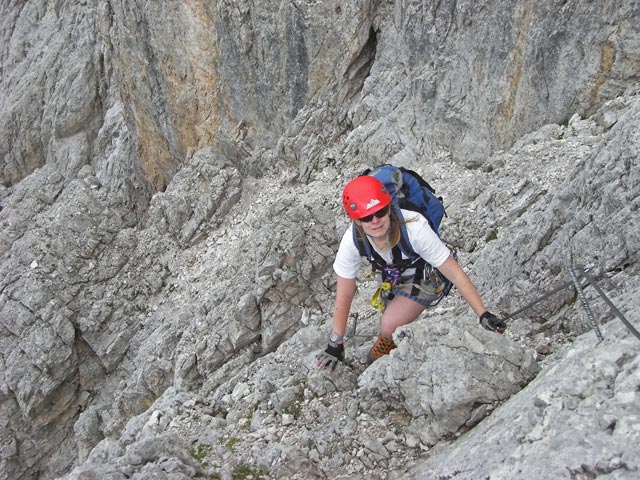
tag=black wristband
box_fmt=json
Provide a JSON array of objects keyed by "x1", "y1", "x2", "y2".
[{"x1": 326, "y1": 342, "x2": 344, "y2": 358}]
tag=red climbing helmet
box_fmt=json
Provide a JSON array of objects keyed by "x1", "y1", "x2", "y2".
[{"x1": 342, "y1": 176, "x2": 392, "y2": 220}]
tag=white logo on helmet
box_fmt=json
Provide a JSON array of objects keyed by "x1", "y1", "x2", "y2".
[{"x1": 365, "y1": 198, "x2": 380, "y2": 210}]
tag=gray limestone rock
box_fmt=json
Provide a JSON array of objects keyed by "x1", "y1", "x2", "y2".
[
  {"x1": 2, "y1": 1, "x2": 640, "y2": 479},
  {"x1": 358, "y1": 319, "x2": 540, "y2": 447},
  {"x1": 410, "y1": 318, "x2": 640, "y2": 479}
]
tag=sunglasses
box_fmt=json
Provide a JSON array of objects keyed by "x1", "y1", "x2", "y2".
[{"x1": 359, "y1": 205, "x2": 390, "y2": 223}]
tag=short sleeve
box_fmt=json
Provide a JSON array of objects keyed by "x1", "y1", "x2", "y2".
[
  {"x1": 404, "y1": 212, "x2": 451, "y2": 268},
  {"x1": 333, "y1": 226, "x2": 363, "y2": 279}
]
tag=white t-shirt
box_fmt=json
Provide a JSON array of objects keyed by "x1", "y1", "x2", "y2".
[{"x1": 333, "y1": 209, "x2": 451, "y2": 279}]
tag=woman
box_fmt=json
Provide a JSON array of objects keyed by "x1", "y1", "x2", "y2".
[{"x1": 317, "y1": 175, "x2": 505, "y2": 373}]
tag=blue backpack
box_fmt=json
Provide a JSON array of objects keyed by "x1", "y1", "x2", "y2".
[
  {"x1": 352, "y1": 164, "x2": 446, "y2": 259},
  {"x1": 372, "y1": 164, "x2": 445, "y2": 233},
  {"x1": 352, "y1": 164, "x2": 452, "y2": 306}
]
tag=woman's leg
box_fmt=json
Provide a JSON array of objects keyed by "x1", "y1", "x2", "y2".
[
  {"x1": 379, "y1": 293, "x2": 427, "y2": 338},
  {"x1": 368, "y1": 294, "x2": 427, "y2": 364}
]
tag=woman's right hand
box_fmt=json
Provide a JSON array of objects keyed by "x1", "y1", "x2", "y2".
[{"x1": 316, "y1": 342, "x2": 344, "y2": 373}]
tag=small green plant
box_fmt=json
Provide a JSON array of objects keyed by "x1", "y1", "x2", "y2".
[
  {"x1": 221, "y1": 437, "x2": 241, "y2": 451},
  {"x1": 283, "y1": 400, "x2": 302, "y2": 418},
  {"x1": 485, "y1": 228, "x2": 498, "y2": 243},
  {"x1": 188, "y1": 443, "x2": 211, "y2": 463},
  {"x1": 282, "y1": 381, "x2": 305, "y2": 418},
  {"x1": 232, "y1": 464, "x2": 269, "y2": 479},
  {"x1": 243, "y1": 404, "x2": 256, "y2": 430}
]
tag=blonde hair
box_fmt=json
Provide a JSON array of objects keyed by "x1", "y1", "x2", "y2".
[{"x1": 355, "y1": 207, "x2": 416, "y2": 251}]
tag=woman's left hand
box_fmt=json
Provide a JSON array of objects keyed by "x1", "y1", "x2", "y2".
[{"x1": 479, "y1": 311, "x2": 506, "y2": 333}]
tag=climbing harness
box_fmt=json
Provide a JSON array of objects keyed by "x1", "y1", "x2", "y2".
[
  {"x1": 392, "y1": 263, "x2": 452, "y2": 307},
  {"x1": 383, "y1": 267, "x2": 401, "y2": 285},
  {"x1": 367, "y1": 245, "x2": 457, "y2": 312},
  {"x1": 369, "y1": 267, "x2": 451, "y2": 311}
]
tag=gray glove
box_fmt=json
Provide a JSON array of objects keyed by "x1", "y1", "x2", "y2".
[
  {"x1": 480, "y1": 311, "x2": 506, "y2": 333},
  {"x1": 317, "y1": 342, "x2": 345, "y2": 372}
]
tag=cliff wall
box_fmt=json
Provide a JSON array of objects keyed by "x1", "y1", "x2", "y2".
[{"x1": 1, "y1": 1, "x2": 639, "y2": 478}]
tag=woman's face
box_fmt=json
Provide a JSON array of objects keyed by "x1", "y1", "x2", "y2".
[{"x1": 356, "y1": 208, "x2": 390, "y2": 239}]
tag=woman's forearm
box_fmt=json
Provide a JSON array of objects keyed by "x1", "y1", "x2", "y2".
[
  {"x1": 437, "y1": 256, "x2": 487, "y2": 317},
  {"x1": 332, "y1": 275, "x2": 357, "y2": 336}
]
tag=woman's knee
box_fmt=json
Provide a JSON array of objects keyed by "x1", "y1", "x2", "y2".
[
  {"x1": 380, "y1": 315, "x2": 416, "y2": 337},
  {"x1": 379, "y1": 318, "x2": 396, "y2": 338},
  {"x1": 379, "y1": 304, "x2": 424, "y2": 336}
]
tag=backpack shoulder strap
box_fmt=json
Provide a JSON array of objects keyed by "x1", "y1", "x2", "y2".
[
  {"x1": 392, "y1": 205, "x2": 429, "y2": 297},
  {"x1": 393, "y1": 205, "x2": 418, "y2": 260},
  {"x1": 352, "y1": 223, "x2": 387, "y2": 271},
  {"x1": 352, "y1": 222, "x2": 367, "y2": 257}
]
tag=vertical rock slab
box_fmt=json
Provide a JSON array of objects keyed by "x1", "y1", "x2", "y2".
[
  {"x1": 358, "y1": 320, "x2": 539, "y2": 446},
  {"x1": 409, "y1": 319, "x2": 640, "y2": 479}
]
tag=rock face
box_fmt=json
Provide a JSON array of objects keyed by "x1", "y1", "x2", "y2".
[
  {"x1": 358, "y1": 321, "x2": 540, "y2": 447},
  {"x1": 1, "y1": 1, "x2": 639, "y2": 479},
  {"x1": 410, "y1": 320, "x2": 640, "y2": 480}
]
